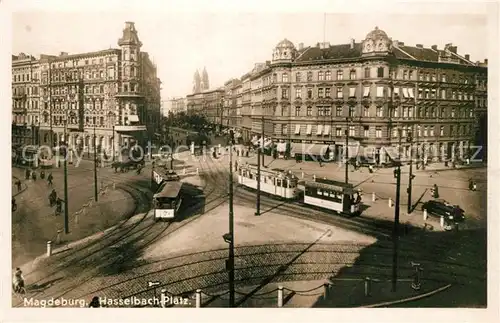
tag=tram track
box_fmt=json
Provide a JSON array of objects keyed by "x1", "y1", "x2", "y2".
[
  {"x1": 17, "y1": 152, "x2": 484, "y2": 307},
  {"x1": 57, "y1": 241, "x2": 484, "y2": 306},
  {"x1": 15, "y1": 153, "x2": 232, "y2": 306}
]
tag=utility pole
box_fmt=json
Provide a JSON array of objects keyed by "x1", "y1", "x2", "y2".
[
  {"x1": 261, "y1": 116, "x2": 265, "y2": 166},
  {"x1": 228, "y1": 130, "x2": 235, "y2": 307},
  {"x1": 407, "y1": 125, "x2": 414, "y2": 214},
  {"x1": 93, "y1": 123, "x2": 98, "y2": 202},
  {"x1": 63, "y1": 120, "x2": 69, "y2": 234},
  {"x1": 392, "y1": 127, "x2": 402, "y2": 292},
  {"x1": 255, "y1": 122, "x2": 261, "y2": 216},
  {"x1": 345, "y1": 117, "x2": 349, "y2": 184}
]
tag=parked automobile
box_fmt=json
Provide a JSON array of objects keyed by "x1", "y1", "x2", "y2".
[{"x1": 421, "y1": 199, "x2": 465, "y2": 222}]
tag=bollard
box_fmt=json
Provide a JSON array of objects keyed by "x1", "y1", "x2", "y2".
[
  {"x1": 46, "y1": 241, "x2": 52, "y2": 257},
  {"x1": 301, "y1": 172, "x2": 304, "y2": 179},
  {"x1": 75, "y1": 212, "x2": 79, "y2": 224},
  {"x1": 423, "y1": 209, "x2": 428, "y2": 221},
  {"x1": 323, "y1": 283, "x2": 329, "y2": 298},
  {"x1": 195, "y1": 289, "x2": 201, "y2": 308},
  {"x1": 313, "y1": 174, "x2": 316, "y2": 181},
  {"x1": 196, "y1": 167, "x2": 199, "y2": 175},
  {"x1": 372, "y1": 192, "x2": 376, "y2": 202},
  {"x1": 364, "y1": 277, "x2": 371, "y2": 296},
  {"x1": 183, "y1": 168, "x2": 186, "y2": 175},
  {"x1": 277, "y1": 286, "x2": 284, "y2": 307},
  {"x1": 113, "y1": 183, "x2": 116, "y2": 190},
  {"x1": 388, "y1": 198, "x2": 392, "y2": 207},
  {"x1": 56, "y1": 230, "x2": 62, "y2": 244},
  {"x1": 440, "y1": 216, "x2": 444, "y2": 228},
  {"x1": 161, "y1": 289, "x2": 167, "y2": 308}
]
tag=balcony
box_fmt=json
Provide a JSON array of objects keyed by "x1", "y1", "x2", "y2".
[
  {"x1": 13, "y1": 94, "x2": 27, "y2": 99},
  {"x1": 115, "y1": 91, "x2": 144, "y2": 98}
]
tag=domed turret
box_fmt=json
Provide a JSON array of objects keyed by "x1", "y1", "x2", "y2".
[
  {"x1": 362, "y1": 26, "x2": 392, "y2": 54},
  {"x1": 272, "y1": 38, "x2": 297, "y2": 62}
]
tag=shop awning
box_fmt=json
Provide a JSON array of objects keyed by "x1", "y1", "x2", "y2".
[
  {"x1": 294, "y1": 124, "x2": 301, "y2": 134},
  {"x1": 323, "y1": 125, "x2": 331, "y2": 135},
  {"x1": 306, "y1": 125, "x2": 312, "y2": 135},
  {"x1": 291, "y1": 143, "x2": 330, "y2": 156},
  {"x1": 277, "y1": 142, "x2": 287, "y2": 152},
  {"x1": 316, "y1": 125, "x2": 323, "y2": 135}
]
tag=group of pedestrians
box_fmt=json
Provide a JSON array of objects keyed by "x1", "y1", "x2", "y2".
[{"x1": 24, "y1": 168, "x2": 53, "y2": 186}]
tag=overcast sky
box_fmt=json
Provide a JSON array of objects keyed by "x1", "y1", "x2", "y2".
[{"x1": 11, "y1": 1, "x2": 491, "y2": 101}]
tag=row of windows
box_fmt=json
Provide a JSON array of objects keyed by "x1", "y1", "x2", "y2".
[
  {"x1": 13, "y1": 73, "x2": 39, "y2": 83},
  {"x1": 284, "y1": 86, "x2": 478, "y2": 101},
  {"x1": 275, "y1": 123, "x2": 473, "y2": 138},
  {"x1": 288, "y1": 105, "x2": 475, "y2": 119},
  {"x1": 392, "y1": 124, "x2": 473, "y2": 138},
  {"x1": 268, "y1": 68, "x2": 386, "y2": 84},
  {"x1": 396, "y1": 70, "x2": 485, "y2": 86},
  {"x1": 46, "y1": 56, "x2": 115, "y2": 70},
  {"x1": 258, "y1": 68, "x2": 486, "y2": 87}
]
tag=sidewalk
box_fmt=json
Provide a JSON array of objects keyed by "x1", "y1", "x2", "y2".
[{"x1": 11, "y1": 167, "x2": 137, "y2": 268}]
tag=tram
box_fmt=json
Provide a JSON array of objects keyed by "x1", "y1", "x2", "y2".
[
  {"x1": 237, "y1": 163, "x2": 300, "y2": 199},
  {"x1": 152, "y1": 169, "x2": 180, "y2": 193},
  {"x1": 153, "y1": 181, "x2": 183, "y2": 221},
  {"x1": 237, "y1": 162, "x2": 362, "y2": 216},
  {"x1": 302, "y1": 178, "x2": 362, "y2": 215}
]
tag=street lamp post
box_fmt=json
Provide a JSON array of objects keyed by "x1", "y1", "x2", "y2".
[
  {"x1": 407, "y1": 125, "x2": 414, "y2": 214},
  {"x1": 228, "y1": 130, "x2": 235, "y2": 307},
  {"x1": 345, "y1": 117, "x2": 350, "y2": 184},
  {"x1": 62, "y1": 116, "x2": 69, "y2": 234},
  {"x1": 392, "y1": 127, "x2": 403, "y2": 292},
  {"x1": 93, "y1": 122, "x2": 98, "y2": 202}
]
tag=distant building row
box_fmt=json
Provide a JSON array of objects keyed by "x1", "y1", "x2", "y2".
[{"x1": 186, "y1": 27, "x2": 488, "y2": 162}]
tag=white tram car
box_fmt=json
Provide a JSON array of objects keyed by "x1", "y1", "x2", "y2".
[{"x1": 237, "y1": 163, "x2": 300, "y2": 199}]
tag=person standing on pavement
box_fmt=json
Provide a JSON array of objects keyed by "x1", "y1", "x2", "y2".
[
  {"x1": 31, "y1": 171, "x2": 37, "y2": 181},
  {"x1": 47, "y1": 173, "x2": 53, "y2": 186},
  {"x1": 16, "y1": 179, "x2": 22, "y2": 192}
]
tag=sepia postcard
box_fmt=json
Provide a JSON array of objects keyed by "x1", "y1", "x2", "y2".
[{"x1": 2, "y1": 0, "x2": 499, "y2": 322}]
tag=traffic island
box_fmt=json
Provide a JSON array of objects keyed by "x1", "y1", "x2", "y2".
[{"x1": 14, "y1": 187, "x2": 136, "y2": 269}]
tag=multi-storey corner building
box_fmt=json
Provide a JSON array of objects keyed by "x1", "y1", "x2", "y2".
[
  {"x1": 216, "y1": 27, "x2": 487, "y2": 162},
  {"x1": 12, "y1": 21, "x2": 162, "y2": 153}
]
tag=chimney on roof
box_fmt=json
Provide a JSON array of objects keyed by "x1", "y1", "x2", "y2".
[
  {"x1": 416, "y1": 44, "x2": 423, "y2": 49},
  {"x1": 59, "y1": 52, "x2": 68, "y2": 56},
  {"x1": 445, "y1": 43, "x2": 457, "y2": 53},
  {"x1": 431, "y1": 45, "x2": 438, "y2": 50},
  {"x1": 484, "y1": 58, "x2": 488, "y2": 64},
  {"x1": 350, "y1": 38, "x2": 355, "y2": 49},
  {"x1": 298, "y1": 42, "x2": 304, "y2": 50},
  {"x1": 465, "y1": 54, "x2": 470, "y2": 61}
]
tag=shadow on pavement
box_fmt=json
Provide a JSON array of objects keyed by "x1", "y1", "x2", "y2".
[{"x1": 312, "y1": 227, "x2": 487, "y2": 307}]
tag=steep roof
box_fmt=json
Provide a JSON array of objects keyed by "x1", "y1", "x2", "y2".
[{"x1": 295, "y1": 43, "x2": 363, "y2": 62}]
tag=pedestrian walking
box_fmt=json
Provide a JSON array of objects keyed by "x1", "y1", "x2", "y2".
[
  {"x1": 16, "y1": 179, "x2": 22, "y2": 192},
  {"x1": 47, "y1": 173, "x2": 53, "y2": 186},
  {"x1": 31, "y1": 171, "x2": 37, "y2": 181},
  {"x1": 25, "y1": 169, "x2": 30, "y2": 180}
]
